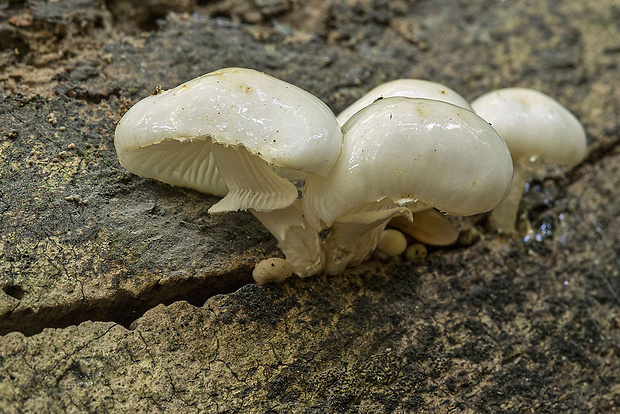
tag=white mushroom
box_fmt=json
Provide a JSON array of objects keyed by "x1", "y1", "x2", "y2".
[
  {"x1": 114, "y1": 67, "x2": 343, "y2": 277},
  {"x1": 336, "y1": 79, "x2": 472, "y2": 126},
  {"x1": 471, "y1": 88, "x2": 587, "y2": 233},
  {"x1": 377, "y1": 229, "x2": 408, "y2": 257},
  {"x1": 304, "y1": 97, "x2": 513, "y2": 275},
  {"x1": 405, "y1": 243, "x2": 427, "y2": 262},
  {"x1": 336, "y1": 79, "x2": 473, "y2": 243},
  {"x1": 252, "y1": 258, "x2": 293, "y2": 285}
]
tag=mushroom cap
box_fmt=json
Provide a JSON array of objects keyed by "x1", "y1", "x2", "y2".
[
  {"x1": 389, "y1": 209, "x2": 459, "y2": 246},
  {"x1": 114, "y1": 67, "x2": 342, "y2": 194},
  {"x1": 471, "y1": 88, "x2": 587, "y2": 166},
  {"x1": 305, "y1": 97, "x2": 513, "y2": 226},
  {"x1": 337, "y1": 79, "x2": 472, "y2": 126}
]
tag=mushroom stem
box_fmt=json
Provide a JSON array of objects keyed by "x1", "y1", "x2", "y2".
[
  {"x1": 209, "y1": 144, "x2": 298, "y2": 213},
  {"x1": 487, "y1": 161, "x2": 532, "y2": 234},
  {"x1": 252, "y1": 200, "x2": 324, "y2": 278},
  {"x1": 210, "y1": 145, "x2": 323, "y2": 277},
  {"x1": 323, "y1": 222, "x2": 381, "y2": 275},
  {"x1": 322, "y1": 198, "x2": 411, "y2": 275}
]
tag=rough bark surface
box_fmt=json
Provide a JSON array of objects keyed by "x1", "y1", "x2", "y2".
[{"x1": 1, "y1": 0, "x2": 619, "y2": 412}]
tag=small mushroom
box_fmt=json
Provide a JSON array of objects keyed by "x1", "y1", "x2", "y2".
[
  {"x1": 377, "y1": 229, "x2": 408, "y2": 257},
  {"x1": 471, "y1": 88, "x2": 587, "y2": 234},
  {"x1": 252, "y1": 258, "x2": 293, "y2": 285},
  {"x1": 337, "y1": 79, "x2": 472, "y2": 126},
  {"x1": 304, "y1": 97, "x2": 513, "y2": 274},
  {"x1": 115, "y1": 68, "x2": 343, "y2": 277},
  {"x1": 405, "y1": 243, "x2": 427, "y2": 262}
]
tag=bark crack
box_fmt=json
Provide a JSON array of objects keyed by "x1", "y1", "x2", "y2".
[{"x1": 0, "y1": 267, "x2": 253, "y2": 337}]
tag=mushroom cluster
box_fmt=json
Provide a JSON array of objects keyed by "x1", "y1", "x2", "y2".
[
  {"x1": 303, "y1": 97, "x2": 512, "y2": 274},
  {"x1": 114, "y1": 68, "x2": 585, "y2": 283}
]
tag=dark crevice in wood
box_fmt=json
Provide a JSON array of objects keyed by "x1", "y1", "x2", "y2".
[{"x1": 0, "y1": 267, "x2": 254, "y2": 337}]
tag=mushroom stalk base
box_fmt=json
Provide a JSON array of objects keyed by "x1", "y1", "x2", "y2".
[
  {"x1": 252, "y1": 200, "x2": 325, "y2": 278},
  {"x1": 487, "y1": 161, "x2": 531, "y2": 234},
  {"x1": 323, "y1": 199, "x2": 411, "y2": 275}
]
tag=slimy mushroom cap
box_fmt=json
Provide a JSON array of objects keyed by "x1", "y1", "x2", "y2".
[
  {"x1": 305, "y1": 97, "x2": 514, "y2": 227},
  {"x1": 114, "y1": 67, "x2": 343, "y2": 203},
  {"x1": 471, "y1": 88, "x2": 586, "y2": 166},
  {"x1": 304, "y1": 97, "x2": 513, "y2": 275},
  {"x1": 337, "y1": 79, "x2": 472, "y2": 126}
]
